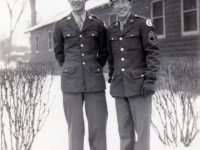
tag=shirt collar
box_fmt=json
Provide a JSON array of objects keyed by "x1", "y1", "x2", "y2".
[
  {"x1": 72, "y1": 11, "x2": 86, "y2": 23},
  {"x1": 118, "y1": 12, "x2": 131, "y2": 26}
]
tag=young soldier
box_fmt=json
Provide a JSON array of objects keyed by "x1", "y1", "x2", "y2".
[
  {"x1": 53, "y1": 0, "x2": 108, "y2": 150},
  {"x1": 107, "y1": 0, "x2": 160, "y2": 150}
]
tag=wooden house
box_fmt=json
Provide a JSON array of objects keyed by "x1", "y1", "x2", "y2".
[{"x1": 26, "y1": 0, "x2": 200, "y2": 63}]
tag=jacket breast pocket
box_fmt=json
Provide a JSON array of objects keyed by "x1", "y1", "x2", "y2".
[
  {"x1": 85, "y1": 31, "x2": 98, "y2": 50},
  {"x1": 124, "y1": 31, "x2": 141, "y2": 49},
  {"x1": 63, "y1": 31, "x2": 77, "y2": 38},
  {"x1": 110, "y1": 34, "x2": 119, "y2": 49},
  {"x1": 63, "y1": 31, "x2": 77, "y2": 47}
]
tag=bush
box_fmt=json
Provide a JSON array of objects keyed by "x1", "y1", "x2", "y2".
[
  {"x1": 0, "y1": 62, "x2": 55, "y2": 150},
  {"x1": 151, "y1": 56, "x2": 200, "y2": 147}
]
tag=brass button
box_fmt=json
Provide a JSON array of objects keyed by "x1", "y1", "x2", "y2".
[
  {"x1": 119, "y1": 37, "x2": 123, "y2": 40},
  {"x1": 121, "y1": 48, "x2": 124, "y2": 51},
  {"x1": 121, "y1": 68, "x2": 125, "y2": 72},
  {"x1": 141, "y1": 74, "x2": 144, "y2": 77},
  {"x1": 80, "y1": 35, "x2": 82, "y2": 38},
  {"x1": 83, "y1": 62, "x2": 85, "y2": 65},
  {"x1": 82, "y1": 53, "x2": 84, "y2": 56},
  {"x1": 80, "y1": 44, "x2": 84, "y2": 47},
  {"x1": 121, "y1": 58, "x2": 125, "y2": 61}
]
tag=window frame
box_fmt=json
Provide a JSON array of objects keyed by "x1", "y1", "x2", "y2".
[
  {"x1": 48, "y1": 30, "x2": 53, "y2": 51},
  {"x1": 35, "y1": 35, "x2": 39, "y2": 53},
  {"x1": 109, "y1": 13, "x2": 117, "y2": 25},
  {"x1": 181, "y1": 0, "x2": 199, "y2": 36},
  {"x1": 151, "y1": 0, "x2": 166, "y2": 39}
]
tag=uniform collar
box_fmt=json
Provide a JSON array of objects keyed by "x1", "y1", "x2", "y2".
[
  {"x1": 118, "y1": 12, "x2": 131, "y2": 27},
  {"x1": 72, "y1": 11, "x2": 87, "y2": 23},
  {"x1": 112, "y1": 13, "x2": 135, "y2": 37},
  {"x1": 66, "y1": 12, "x2": 94, "y2": 33}
]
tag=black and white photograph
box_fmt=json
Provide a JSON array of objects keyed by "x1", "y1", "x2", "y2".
[{"x1": 0, "y1": 0, "x2": 200, "y2": 150}]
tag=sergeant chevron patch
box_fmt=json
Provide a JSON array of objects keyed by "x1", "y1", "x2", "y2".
[{"x1": 148, "y1": 30, "x2": 156, "y2": 42}]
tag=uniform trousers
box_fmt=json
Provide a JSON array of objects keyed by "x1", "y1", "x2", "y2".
[
  {"x1": 63, "y1": 91, "x2": 108, "y2": 150},
  {"x1": 115, "y1": 95, "x2": 152, "y2": 150}
]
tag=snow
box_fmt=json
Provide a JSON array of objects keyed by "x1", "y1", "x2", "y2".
[
  {"x1": 25, "y1": 0, "x2": 109, "y2": 33},
  {"x1": 30, "y1": 75, "x2": 200, "y2": 150}
]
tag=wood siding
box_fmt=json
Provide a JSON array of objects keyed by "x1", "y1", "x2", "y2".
[{"x1": 30, "y1": 0, "x2": 200, "y2": 62}]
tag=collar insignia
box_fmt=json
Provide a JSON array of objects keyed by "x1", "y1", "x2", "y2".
[{"x1": 130, "y1": 19, "x2": 134, "y2": 24}]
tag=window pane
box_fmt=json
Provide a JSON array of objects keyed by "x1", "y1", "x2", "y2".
[
  {"x1": 110, "y1": 14, "x2": 117, "y2": 25},
  {"x1": 153, "y1": 1, "x2": 163, "y2": 17},
  {"x1": 49, "y1": 32, "x2": 52, "y2": 40},
  {"x1": 36, "y1": 36, "x2": 38, "y2": 42},
  {"x1": 184, "y1": 11, "x2": 197, "y2": 31},
  {"x1": 183, "y1": 0, "x2": 196, "y2": 11},
  {"x1": 153, "y1": 18, "x2": 164, "y2": 35},
  {"x1": 36, "y1": 43, "x2": 39, "y2": 51},
  {"x1": 49, "y1": 41, "x2": 52, "y2": 49}
]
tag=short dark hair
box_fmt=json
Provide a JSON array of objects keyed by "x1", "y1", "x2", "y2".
[{"x1": 110, "y1": 0, "x2": 132, "y2": 6}]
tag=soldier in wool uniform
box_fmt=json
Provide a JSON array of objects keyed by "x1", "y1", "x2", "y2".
[
  {"x1": 53, "y1": 0, "x2": 108, "y2": 150},
  {"x1": 107, "y1": 0, "x2": 160, "y2": 150}
]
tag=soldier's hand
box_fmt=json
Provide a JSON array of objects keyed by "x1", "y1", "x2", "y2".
[
  {"x1": 141, "y1": 87, "x2": 155, "y2": 96},
  {"x1": 108, "y1": 78, "x2": 112, "y2": 83}
]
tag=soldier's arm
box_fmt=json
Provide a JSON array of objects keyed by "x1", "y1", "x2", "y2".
[
  {"x1": 53, "y1": 21, "x2": 65, "y2": 67},
  {"x1": 139, "y1": 19, "x2": 160, "y2": 90},
  {"x1": 97, "y1": 21, "x2": 108, "y2": 67},
  {"x1": 107, "y1": 28, "x2": 114, "y2": 83}
]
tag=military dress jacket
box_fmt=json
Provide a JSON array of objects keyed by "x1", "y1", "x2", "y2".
[
  {"x1": 53, "y1": 12, "x2": 108, "y2": 93},
  {"x1": 107, "y1": 14, "x2": 160, "y2": 97}
]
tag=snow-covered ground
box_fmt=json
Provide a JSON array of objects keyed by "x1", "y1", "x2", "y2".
[{"x1": 31, "y1": 76, "x2": 200, "y2": 150}]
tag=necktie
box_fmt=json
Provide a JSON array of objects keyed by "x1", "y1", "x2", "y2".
[
  {"x1": 77, "y1": 16, "x2": 83, "y2": 30},
  {"x1": 120, "y1": 22, "x2": 125, "y2": 31}
]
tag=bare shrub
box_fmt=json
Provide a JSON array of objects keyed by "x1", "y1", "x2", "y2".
[
  {"x1": 0, "y1": 62, "x2": 55, "y2": 150},
  {"x1": 151, "y1": 56, "x2": 200, "y2": 147}
]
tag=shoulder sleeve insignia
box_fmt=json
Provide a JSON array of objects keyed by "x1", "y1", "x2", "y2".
[
  {"x1": 146, "y1": 19, "x2": 152, "y2": 26},
  {"x1": 148, "y1": 30, "x2": 157, "y2": 43}
]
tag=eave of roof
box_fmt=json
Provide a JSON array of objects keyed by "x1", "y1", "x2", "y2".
[{"x1": 25, "y1": 0, "x2": 109, "y2": 33}]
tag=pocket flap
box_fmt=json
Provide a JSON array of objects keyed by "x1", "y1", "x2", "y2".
[
  {"x1": 125, "y1": 31, "x2": 139, "y2": 38},
  {"x1": 110, "y1": 34, "x2": 119, "y2": 41},
  {"x1": 62, "y1": 65, "x2": 75, "y2": 73},
  {"x1": 86, "y1": 31, "x2": 98, "y2": 37},
  {"x1": 90, "y1": 66, "x2": 103, "y2": 73},
  {"x1": 63, "y1": 31, "x2": 76, "y2": 38},
  {"x1": 131, "y1": 69, "x2": 145, "y2": 79}
]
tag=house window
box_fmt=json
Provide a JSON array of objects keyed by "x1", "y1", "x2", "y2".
[
  {"x1": 151, "y1": 0, "x2": 165, "y2": 38},
  {"x1": 109, "y1": 13, "x2": 117, "y2": 25},
  {"x1": 181, "y1": 0, "x2": 199, "y2": 36},
  {"x1": 35, "y1": 35, "x2": 39, "y2": 52},
  {"x1": 48, "y1": 31, "x2": 53, "y2": 51}
]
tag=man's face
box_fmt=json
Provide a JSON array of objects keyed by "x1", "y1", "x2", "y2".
[
  {"x1": 68, "y1": 0, "x2": 87, "y2": 12},
  {"x1": 112, "y1": 0, "x2": 132, "y2": 20}
]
